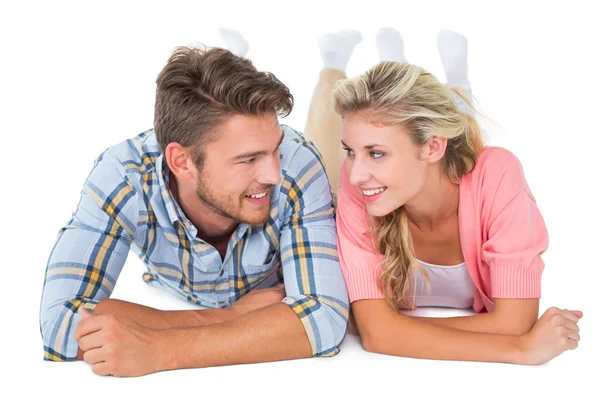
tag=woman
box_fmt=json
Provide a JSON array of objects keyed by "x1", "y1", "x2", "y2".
[
  {"x1": 305, "y1": 28, "x2": 583, "y2": 365},
  {"x1": 218, "y1": 26, "x2": 583, "y2": 365}
]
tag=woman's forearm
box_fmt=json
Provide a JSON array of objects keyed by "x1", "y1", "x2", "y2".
[
  {"x1": 414, "y1": 299, "x2": 539, "y2": 335},
  {"x1": 353, "y1": 300, "x2": 525, "y2": 364},
  {"x1": 414, "y1": 313, "x2": 522, "y2": 335},
  {"x1": 364, "y1": 315, "x2": 523, "y2": 363}
]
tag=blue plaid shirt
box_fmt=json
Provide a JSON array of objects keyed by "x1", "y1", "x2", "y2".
[{"x1": 40, "y1": 125, "x2": 349, "y2": 361}]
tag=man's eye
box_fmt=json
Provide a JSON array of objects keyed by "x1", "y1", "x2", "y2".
[{"x1": 242, "y1": 158, "x2": 256, "y2": 164}]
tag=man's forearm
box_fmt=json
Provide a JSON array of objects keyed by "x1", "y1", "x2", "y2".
[
  {"x1": 75, "y1": 298, "x2": 242, "y2": 361},
  {"x1": 92, "y1": 298, "x2": 239, "y2": 329},
  {"x1": 154, "y1": 302, "x2": 313, "y2": 371}
]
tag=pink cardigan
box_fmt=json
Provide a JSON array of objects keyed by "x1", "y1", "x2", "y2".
[{"x1": 336, "y1": 147, "x2": 549, "y2": 312}]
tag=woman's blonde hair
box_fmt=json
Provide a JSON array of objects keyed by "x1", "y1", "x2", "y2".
[{"x1": 332, "y1": 61, "x2": 484, "y2": 311}]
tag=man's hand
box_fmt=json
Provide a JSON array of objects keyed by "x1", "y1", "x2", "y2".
[
  {"x1": 75, "y1": 308, "x2": 163, "y2": 377},
  {"x1": 231, "y1": 284, "x2": 286, "y2": 316},
  {"x1": 74, "y1": 284, "x2": 287, "y2": 376}
]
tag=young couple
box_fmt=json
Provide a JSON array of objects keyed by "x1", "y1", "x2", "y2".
[{"x1": 39, "y1": 27, "x2": 582, "y2": 376}]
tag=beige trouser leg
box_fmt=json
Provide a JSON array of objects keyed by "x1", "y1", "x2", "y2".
[{"x1": 304, "y1": 68, "x2": 347, "y2": 199}]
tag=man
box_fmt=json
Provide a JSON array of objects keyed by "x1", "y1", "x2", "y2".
[{"x1": 39, "y1": 44, "x2": 349, "y2": 377}]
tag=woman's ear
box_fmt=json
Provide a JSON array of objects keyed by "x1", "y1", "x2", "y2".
[{"x1": 423, "y1": 136, "x2": 448, "y2": 163}]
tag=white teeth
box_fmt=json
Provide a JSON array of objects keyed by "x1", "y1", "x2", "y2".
[
  {"x1": 361, "y1": 188, "x2": 386, "y2": 196},
  {"x1": 248, "y1": 192, "x2": 267, "y2": 199}
]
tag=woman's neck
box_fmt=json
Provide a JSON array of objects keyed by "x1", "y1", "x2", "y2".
[{"x1": 403, "y1": 171, "x2": 460, "y2": 233}]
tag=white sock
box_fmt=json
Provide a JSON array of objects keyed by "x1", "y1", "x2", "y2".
[
  {"x1": 437, "y1": 29, "x2": 469, "y2": 87},
  {"x1": 437, "y1": 29, "x2": 472, "y2": 112},
  {"x1": 376, "y1": 27, "x2": 406, "y2": 62},
  {"x1": 318, "y1": 30, "x2": 363, "y2": 72},
  {"x1": 218, "y1": 28, "x2": 249, "y2": 57}
]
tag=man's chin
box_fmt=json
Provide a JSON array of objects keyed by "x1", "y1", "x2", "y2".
[
  {"x1": 238, "y1": 210, "x2": 270, "y2": 226},
  {"x1": 243, "y1": 216, "x2": 270, "y2": 226}
]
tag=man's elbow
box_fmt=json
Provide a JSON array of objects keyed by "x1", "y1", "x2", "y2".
[
  {"x1": 314, "y1": 304, "x2": 349, "y2": 356},
  {"x1": 332, "y1": 318, "x2": 348, "y2": 350},
  {"x1": 40, "y1": 300, "x2": 84, "y2": 361},
  {"x1": 40, "y1": 308, "x2": 62, "y2": 360},
  {"x1": 327, "y1": 319, "x2": 348, "y2": 356},
  {"x1": 39, "y1": 305, "x2": 54, "y2": 345}
]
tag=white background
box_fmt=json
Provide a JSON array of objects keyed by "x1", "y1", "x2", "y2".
[{"x1": 1, "y1": 0, "x2": 598, "y2": 398}]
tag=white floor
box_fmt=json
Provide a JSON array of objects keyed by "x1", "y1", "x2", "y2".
[
  {"x1": 2, "y1": 1, "x2": 598, "y2": 398},
  {"x1": 25, "y1": 257, "x2": 595, "y2": 399}
]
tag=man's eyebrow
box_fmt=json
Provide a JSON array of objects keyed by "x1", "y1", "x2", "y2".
[
  {"x1": 275, "y1": 130, "x2": 284, "y2": 149},
  {"x1": 232, "y1": 130, "x2": 284, "y2": 160},
  {"x1": 232, "y1": 150, "x2": 267, "y2": 160}
]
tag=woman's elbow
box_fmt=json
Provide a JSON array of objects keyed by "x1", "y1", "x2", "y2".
[
  {"x1": 358, "y1": 329, "x2": 383, "y2": 353},
  {"x1": 361, "y1": 337, "x2": 377, "y2": 353},
  {"x1": 507, "y1": 319, "x2": 536, "y2": 336},
  {"x1": 492, "y1": 311, "x2": 537, "y2": 335}
]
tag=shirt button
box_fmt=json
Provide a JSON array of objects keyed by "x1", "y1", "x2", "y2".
[{"x1": 219, "y1": 269, "x2": 224, "y2": 277}]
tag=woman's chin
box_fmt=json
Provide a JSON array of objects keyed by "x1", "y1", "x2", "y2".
[{"x1": 365, "y1": 202, "x2": 396, "y2": 218}]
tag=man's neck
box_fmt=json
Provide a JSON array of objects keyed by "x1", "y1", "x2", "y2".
[{"x1": 169, "y1": 172, "x2": 239, "y2": 243}]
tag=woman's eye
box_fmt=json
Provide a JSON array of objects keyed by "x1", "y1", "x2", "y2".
[
  {"x1": 343, "y1": 147, "x2": 354, "y2": 157},
  {"x1": 371, "y1": 152, "x2": 384, "y2": 159}
]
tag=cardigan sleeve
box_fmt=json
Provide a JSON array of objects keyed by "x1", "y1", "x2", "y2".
[
  {"x1": 481, "y1": 188, "x2": 549, "y2": 299},
  {"x1": 336, "y1": 168, "x2": 386, "y2": 303}
]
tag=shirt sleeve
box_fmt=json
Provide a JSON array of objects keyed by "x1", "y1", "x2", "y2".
[
  {"x1": 481, "y1": 157, "x2": 548, "y2": 298},
  {"x1": 279, "y1": 139, "x2": 349, "y2": 357},
  {"x1": 39, "y1": 153, "x2": 139, "y2": 361},
  {"x1": 336, "y1": 166, "x2": 386, "y2": 303}
]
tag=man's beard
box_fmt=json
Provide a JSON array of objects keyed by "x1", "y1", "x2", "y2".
[{"x1": 195, "y1": 175, "x2": 272, "y2": 226}]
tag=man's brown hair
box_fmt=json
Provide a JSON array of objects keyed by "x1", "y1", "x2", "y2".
[{"x1": 154, "y1": 45, "x2": 293, "y2": 166}]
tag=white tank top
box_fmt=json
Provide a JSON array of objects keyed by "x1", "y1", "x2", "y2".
[{"x1": 408, "y1": 259, "x2": 475, "y2": 309}]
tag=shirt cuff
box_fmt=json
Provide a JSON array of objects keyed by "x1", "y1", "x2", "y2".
[
  {"x1": 44, "y1": 301, "x2": 98, "y2": 361},
  {"x1": 342, "y1": 266, "x2": 385, "y2": 303},
  {"x1": 490, "y1": 262, "x2": 544, "y2": 298},
  {"x1": 281, "y1": 295, "x2": 346, "y2": 357}
]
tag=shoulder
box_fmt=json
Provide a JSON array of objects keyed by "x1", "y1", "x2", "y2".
[
  {"x1": 475, "y1": 146, "x2": 524, "y2": 173},
  {"x1": 278, "y1": 124, "x2": 329, "y2": 182},
  {"x1": 279, "y1": 125, "x2": 326, "y2": 169},
  {"x1": 95, "y1": 129, "x2": 160, "y2": 173},
  {"x1": 275, "y1": 125, "x2": 334, "y2": 211},
  {"x1": 86, "y1": 129, "x2": 160, "y2": 193},
  {"x1": 465, "y1": 146, "x2": 533, "y2": 199},
  {"x1": 462, "y1": 146, "x2": 540, "y2": 224}
]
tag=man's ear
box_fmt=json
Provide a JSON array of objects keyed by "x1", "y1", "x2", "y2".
[{"x1": 165, "y1": 142, "x2": 196, "y2": 181}]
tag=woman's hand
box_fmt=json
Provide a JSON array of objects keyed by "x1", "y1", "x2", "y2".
[{"x1": 517, "y1": 307, "x2": 582, "y2": 365}]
